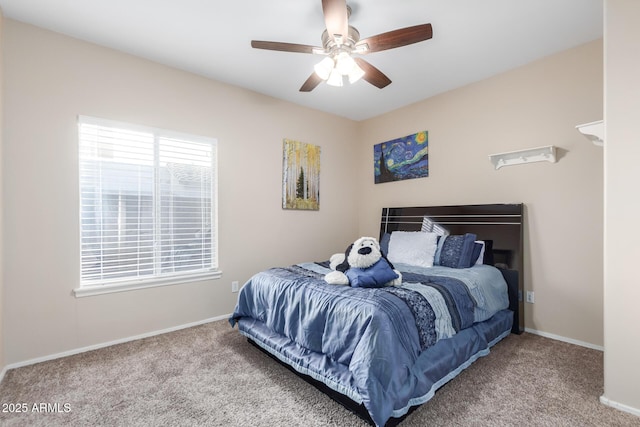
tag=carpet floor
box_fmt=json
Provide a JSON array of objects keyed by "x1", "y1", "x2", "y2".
[{"x1": 1, "y1": 320, "x2": 638, "y2": 426}]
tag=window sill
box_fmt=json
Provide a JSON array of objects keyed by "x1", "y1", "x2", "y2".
[{"x1": 73, "y1": 270, "x2": 223, "y2": 298}]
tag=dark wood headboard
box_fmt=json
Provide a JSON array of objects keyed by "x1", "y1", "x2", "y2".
[{"x1": 380, "y1": 204, "x2": 524, "y2": 334}]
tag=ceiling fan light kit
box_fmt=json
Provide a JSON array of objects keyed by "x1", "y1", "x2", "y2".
[
  {"x1": 251, "y1": 0, "x2": 433, "y2": 92},
  {"x1": 347, "y1": 63, "x2": 365, "y2": 84},
  {"x1": 313, "y1": 53, "x2": 363, "y2": 86},
  {"x1": 327, "y1": 68, "x2": 344, "y2": 87},
  {"x1": 314, "y1": 57, "x2": 334, "y2": 80}
]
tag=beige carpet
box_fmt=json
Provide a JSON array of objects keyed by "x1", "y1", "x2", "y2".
[{"x1": 0, "y1": 320, "x2": 638, "y2": 426}]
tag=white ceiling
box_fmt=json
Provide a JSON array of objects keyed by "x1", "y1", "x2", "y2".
[{"x1": 0, "y1": 0, "x2": 603, "y2": 121}]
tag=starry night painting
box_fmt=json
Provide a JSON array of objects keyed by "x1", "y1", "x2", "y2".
[{"x1": 374, "y1": 131, "x2": 429, "y2": 184}]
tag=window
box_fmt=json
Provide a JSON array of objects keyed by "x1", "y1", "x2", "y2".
[{"x1": 75, "y1": 116, "x2": 219, "y2": 297}]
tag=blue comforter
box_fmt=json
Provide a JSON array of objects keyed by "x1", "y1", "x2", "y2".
[{"x1": 230, "y1": 263, "x2": 507, "y2": 426}]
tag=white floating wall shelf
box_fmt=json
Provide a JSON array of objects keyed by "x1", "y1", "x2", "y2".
[
  {"x1": 489, "y1": 145, "x2": 557, "y2": 170},
  {"x1": 576, "y1": 120, "x2": 604, "y2": 146}
]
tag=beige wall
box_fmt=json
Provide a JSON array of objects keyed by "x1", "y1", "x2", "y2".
[
  {"x1": 602, "y1": 0, "x2": 640, "y2": 413},
  {"x1": 358, "y1": 40, "x2": 604, "y2": 347},
  {"x1": 2, "y1": 18, "x2": 608, "y2": 365},
  {"x1": 0, "y1": 7, "x2": 5, "y2": 373},
  {"x1": 2, "y1": 20, "x2": 360, "y2": 364}
]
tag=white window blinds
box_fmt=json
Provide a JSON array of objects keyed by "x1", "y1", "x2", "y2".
[{"x1": 79, "y1": 116, "x2": 217, "y2": 288}]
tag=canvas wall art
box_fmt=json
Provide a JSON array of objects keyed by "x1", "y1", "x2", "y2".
[
  {"x1": 282, "y1": 139, "x2": 320, "y2": 210},
  {"x1": 374, "y1": 131, "x2": 429, "y2": 184}
]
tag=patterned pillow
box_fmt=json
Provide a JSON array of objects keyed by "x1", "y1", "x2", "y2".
[{"x1": 436, "y1": 233, "x2": 478, "y2": 268}]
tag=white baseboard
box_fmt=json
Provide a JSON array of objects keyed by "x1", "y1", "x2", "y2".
[
  {"x1": 524, "y1": 327, "x2": 604, "y2": 351},
  {"x1": 3, "y1": 314, "x2": 231, "y2": 374},
  {"x1": 600, "y1": 395, "x2": 640, "y2": 418},
  {"x1": 0, "y1": 365, "x2": 7, "y2": 385},
  {"x1": 519, "y1": 331, "x2": 640, "y2": 418}
]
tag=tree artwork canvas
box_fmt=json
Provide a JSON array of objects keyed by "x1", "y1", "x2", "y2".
[
  {"x1": 374, "y1": 131, "x2": 429, "y2": 184},
  {"x1": 282, "y1": 139, "x2": 320, "y2": 210}
]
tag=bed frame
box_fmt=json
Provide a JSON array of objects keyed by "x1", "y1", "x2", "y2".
[
  {"x1": 249, "y1": 203, "x2": 524, "y2": 425},
  {"x1": 380, "y1": 203, "x2": 524, "y2": 334}
]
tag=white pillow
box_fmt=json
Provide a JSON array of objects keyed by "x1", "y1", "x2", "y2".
[{"x1": 387, "y1": 231, "x2": 439, "y2": 268}]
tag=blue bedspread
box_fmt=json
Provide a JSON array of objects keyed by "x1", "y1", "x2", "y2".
[{"x1": 229, "y1": 263, "x2": 506, "y2": 426}]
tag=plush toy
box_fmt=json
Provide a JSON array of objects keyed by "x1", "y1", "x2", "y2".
[{"x1": 325, "y1": 237, "x2": 402, "y2": 288}]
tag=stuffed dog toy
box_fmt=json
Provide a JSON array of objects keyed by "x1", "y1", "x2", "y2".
[{"x1": 325, "y1": 237, "x2": 402, "y2": 288}]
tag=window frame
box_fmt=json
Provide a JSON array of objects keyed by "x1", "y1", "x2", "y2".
[{"x1": 74, "y1": 116, "x2": 221, "y2": 298}]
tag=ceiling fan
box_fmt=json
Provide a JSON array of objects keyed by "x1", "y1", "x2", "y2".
[{"x1": 251, "y1": 0, "x2": 433, "y2": 92}]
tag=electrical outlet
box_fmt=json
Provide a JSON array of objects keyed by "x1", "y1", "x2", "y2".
[
  {"x1": 231, "y1": 281, "x2": 239, "y2": 293},
  {"x1": 526, "y1": 291, "x2": 535, "y2": 304}
]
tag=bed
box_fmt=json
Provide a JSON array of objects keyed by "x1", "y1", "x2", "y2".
[{"x1": 230, "y1": 204, "x2": 524, "y2": 426}]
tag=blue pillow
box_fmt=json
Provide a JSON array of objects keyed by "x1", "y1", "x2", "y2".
[
  {"x1": 346, "y1": 259, "x2": 398, "y2": 288},
  {"x1": 471, "y1": 241, "x2": 484, "y2": 265},
  {"x1": 436, "y1": 233, "x2": 478, "y2": 268},
  {"x1": 380, "y1": 232, "x2": 391, "y2": 256}
]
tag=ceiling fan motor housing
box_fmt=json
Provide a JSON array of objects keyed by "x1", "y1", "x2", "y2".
[{"x1": 320, "y1": 26, "x2": 361, "y2": 54}]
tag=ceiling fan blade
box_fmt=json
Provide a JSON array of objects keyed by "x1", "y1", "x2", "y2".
[
  {"x1": 322, "y1": 0, "x2": 349, "y2": 43},
  {"x1": 354, "y1": 58, "x2": 392, "y2": 89},
  {"x1": 251, "y1": 40, "x2": 319, "y2": 54},
  {"x1": 355, "y1": 24, "x2": 433, "y2": 54},
  {"x1": 300, "y1": 72, "x2": 324, "y2": 92}
]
